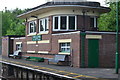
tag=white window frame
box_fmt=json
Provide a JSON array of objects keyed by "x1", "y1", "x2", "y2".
[
  {"x1": 53, "y1": 15, "x2": 77, "y2": 31},
  {"x1": 59, "y1": 43, "x2": 70, "y2": 53},
  {"x1": 29, "y1": 21, "x2": 36, "y2": 34},
  {"x1": 90, "y1": 16, "x2": 97, "y2": 28},
  {"x1": 39, "y1": 18, "x2": 49, "y2": 33},
  {"x1": 94, "y1": 17, "x2": 97, "y2": 28},
  {"x1": 16, "y1": 43, "x2": 22, "y2": 51}
]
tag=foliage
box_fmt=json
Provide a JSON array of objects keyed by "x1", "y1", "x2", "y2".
[
  {"x1": 2, "y1": 8, "x2": 26, "y2": 36},
  {"x1": 98, "y1": 2, "x2": 120, "y2": 31}
]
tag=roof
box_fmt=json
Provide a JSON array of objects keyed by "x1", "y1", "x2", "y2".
[{"x1": 18, "y1": 1, "x2": 111, "y2": 19}]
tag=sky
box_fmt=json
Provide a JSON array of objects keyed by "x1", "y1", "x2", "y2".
[{"x1": 0, "y1": 0, "x2": 106, "y2": 11}]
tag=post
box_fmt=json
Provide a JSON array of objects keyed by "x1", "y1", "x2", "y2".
[
  {"x1": 26, "y1": 69, "x2": 29, "y2": 80},
  {"x1": 81, "y1": 10, "x2": 86, "y2": 67},
  {"x1": 81, "y1": 32, "x2": 85, "y2": 67},
  {"x1": 115, "y1": 0, "x2": 119, "y2": 74}
]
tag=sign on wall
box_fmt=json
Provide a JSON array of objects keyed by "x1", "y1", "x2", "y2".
[{"x1": 32, "y1": 35, "x2": 42, "y2": 41}]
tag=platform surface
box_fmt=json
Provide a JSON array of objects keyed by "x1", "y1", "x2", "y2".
[{"x1": 0, "y1": 56, "x2": 119, "y2": 80}]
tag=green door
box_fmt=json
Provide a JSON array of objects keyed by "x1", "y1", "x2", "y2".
[{"x1": 88, "y1": 39, "x2": 99, "y2": 68}]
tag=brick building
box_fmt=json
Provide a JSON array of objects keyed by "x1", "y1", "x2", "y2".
[{"x1": 2, "y1": 0, "x2": 120, "y2": 68}]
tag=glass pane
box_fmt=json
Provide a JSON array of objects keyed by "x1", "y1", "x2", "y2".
[
  {"x1": 66, "y1": 43, "x2": 70, "y2": 46},
  {"x1": 30, "y1": 27, "x2": 34, "y2": 33},
  {"x1": 30, "y1": 23, "x2": 34, "y2": 33},
  {"x1": 90, "y1": 18, "x2": 94, "y2": 27},
  {"x1": 66, "y1": 48, "x2": 70, "y2": 52},
  {"x1": 69, "y1": 16, "x2": 75, "y2": 29},
  {"x1": 45, "y1": 18, "x2": 48, "y2": 31},
  {"x1": 40, "y1": 20, "x2": 44, "y2": 31},
  {"x1": 95, "y1": 18, "x2": 98, "y2": 28},
  {"x1": 61, "y1": 43, "x2": 65, "y2": 46},
  {"x1": 59, "y1": 43, "x2": 71, "y2": 52},
  {"x1": 61, "y1": 16, "x2": 67, "y2": 29},
  {"x1": 55, "y1": 17, "x2": 58, "y2": 29},
  {"x1": 63, "y1": 48, "x2": 66, "y2": 52}
]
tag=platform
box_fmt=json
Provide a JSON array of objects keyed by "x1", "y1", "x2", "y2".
[{"x1": 0, "y1": 56, "x2": 119, "y2": 80}]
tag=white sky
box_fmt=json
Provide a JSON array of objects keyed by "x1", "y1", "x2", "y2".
[{"x1": 0, "y1": 0, "x2": 106, "y2": 11}]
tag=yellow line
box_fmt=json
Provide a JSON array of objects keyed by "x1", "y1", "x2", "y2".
[
  {"x1": 2, "y1": 59, "x2": 99, "y2": 79},
  {"x1": 73, "y1": 75, "x2": 98, "y2": 79},
  {"x1": 64, "y1": 72, "x2": 79, "y2": 76}
]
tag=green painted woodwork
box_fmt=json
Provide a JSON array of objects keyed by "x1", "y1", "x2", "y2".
[
  {"x1": 26, "y1": 56, "x2": 44, "y2": 62},
  {"x1": 88, "y1": 39, "x2": 99, "y2": 68},
  {"x1": 80, "y1": 32, "x2": 86, "y2": 67}
]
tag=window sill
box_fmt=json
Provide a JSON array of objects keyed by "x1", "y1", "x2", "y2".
[
  {"x1": 37, "y1": 31, "x2": 49, "y2": 35},
  {"x1": 27, "y1": 33, "x2": 37, "y2": 36},
  {"x1": 58, "y1": 52, "x2": 70, "y2": 55},
  {"x1": 53, "y1": 30, "x2": 76, "y2": 31}
]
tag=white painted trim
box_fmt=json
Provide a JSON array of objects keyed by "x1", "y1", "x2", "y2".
[
  {"x1": 94, "y1": 17, "x2": 97, "y2": 28},
  {"x1": 52, "y1": 31, "x2": 80, "y2": 36},
  {"x1": 67, "y1": 16, "x2": 69, "y2": 30},
  {"x1": 38, "y1": 40, "x2": 50, "y2": 43},
  {"x1": 86, "y1": 35, "x2": 102, "y2": 39},
  {"x1": 75, "y1": 16, "x2": 77, "y2": 30},
  {"x1": 39, "y1": 17, "x2": 49, "y2": 33},
  {"x1": 58, "y1": 39, "x2": 72, "y2": 43},
  {"x1": 86, "y1": 31, "x2": 120, "y2": 34},
  {"x1": 1, "y1": 61, "x2": 74, "y2": 79},
  {"x1": 37, "y1": 31, "x2": 49, "y2": 35},
  {"x1": 38, "y1": 51, "x2": 49, "y2": 54},
  {"x1": 27, "y1": 41, "x2": 36, "y2": 44},
  {"x1": 27, "y1": 33, "x2": 37, "y2": 36},
  {"x1": 58, "y1": 52, "x2": 70, "y2": 55},
  {"x1": 27, "y1": 51, "x2": 35, "y2": 53},
  {"x1": 16, "y1": 42, "x2": 22, "y2": 44},
  {"x1": 28, "y1": 21, "x2": 37, "y2": 34},
  {"x1": 53, "y1": 15, "x2": 77, "y2": 31},
  {"x1": 11, "y1": 37, "x2": 26, "y2": 40},
  {"x1": 10, "y1": 38, "x2": 15, "y2": 39},
  {"x1": 58, "y1": 16, "x2": 60, "y2": 30}
]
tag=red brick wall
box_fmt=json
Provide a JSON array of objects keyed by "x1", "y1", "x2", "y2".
[
  {"x1": 2, "y1": 37, "x2": 9, "y2": 57},
  {"x1": 99, "y1": 34, "x2": 120, "y2": 68},
  {"x1": 19, "y1": 32, "x2": 81, "y2": 67},
  {"x1": 77, "y1": 15, "x2": 94, "y2": 31},
  {"x1": 14, "y1": 38, "x2": 27, "y2": 52},
  {"x1": 84, "y1": 33, "x2": 120, "y2": 68},
  {"x1": 50, "y1": 32, "x2": 81, "y2": 67}
]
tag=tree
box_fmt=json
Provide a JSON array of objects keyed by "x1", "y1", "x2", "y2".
[
  {"x1": 2, "y1": 8, "x2": 26, "y2": 36},
  {"x1": 98, "y1": 2, "x2": 120, "y2": 31}
]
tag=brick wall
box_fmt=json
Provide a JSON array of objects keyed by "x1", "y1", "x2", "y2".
[
  {"x1": 18, "y1": 32, "x2": 81, "y2": 67},
  {"x1": 14, "y1": 37, "x2": 26, "y2": 52},
  {"x1": 51, "y1": 32, "x2": 80, "y2": 67},
  {"x1": 2, "y1": 37, "x2": 9, "y2": 57},
  {"x1": 84, "y1": 33, "x2": 120, "y2": 68}
]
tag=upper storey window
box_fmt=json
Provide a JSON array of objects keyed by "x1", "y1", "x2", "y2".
[
  {"x1": 90, "y1": 17, "x2": 97, "y2": 28},
  {"x1": 39, "y1": 18, "x2": 49, "y2": 33},
  {"x1": 29, "y1": 21, "x2": 36, "y2": 34},
  {"x1": 53, "y1": 15, "x2": 77, "y2": 31}
]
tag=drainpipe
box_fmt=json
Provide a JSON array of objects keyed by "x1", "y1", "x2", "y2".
[
  {"x1": 115, "y1": 0, "x2": 119, "y2": 74},
  {"x1": 81, "y1": 10, "x2": 86, "y2": 68},
  {"x1": 81, "y1": 32, "x2": 86, "y2": 68}
]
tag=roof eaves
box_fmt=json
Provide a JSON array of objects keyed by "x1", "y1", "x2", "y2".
[{"x1": 17, "y1": 3, "x2": 110, "y2": 18}]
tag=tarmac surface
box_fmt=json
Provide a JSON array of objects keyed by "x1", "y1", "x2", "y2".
[{"x1": 0, "y1": 56, "x2": 120, "y2": 80}]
